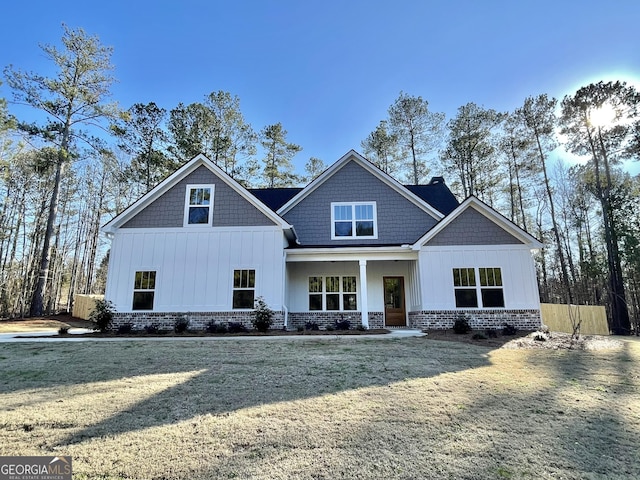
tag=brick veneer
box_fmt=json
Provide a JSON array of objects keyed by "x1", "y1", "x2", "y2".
[
  {"x1": 112, "y1": 309, "x2": 540, "y2": 332},
  {"x1": 408, "y1": 309, "x2": 541, "y2": 330},
  {"x1": 288, "y1": 312, "x2": 365, "y2": 330},
  {"x1": 112, "y1": 311, "x2": 284, "y2": 331}
]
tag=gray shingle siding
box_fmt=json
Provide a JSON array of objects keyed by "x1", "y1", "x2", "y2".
[
  {"x1": 283, "y1": 160, "x2": 438, "y2": 246},
  {"x1": 427, "y1": 207, "x2": 523, "y2": 246},
  {"x1": 122, "y1": 165, "x2": 277, "y2": 228}
]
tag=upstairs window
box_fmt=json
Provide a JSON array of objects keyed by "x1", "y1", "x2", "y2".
[
  {"x1": 331, "y1": 202, "x2": 377, "y2": 239},
  {"x1": 184, "y1": 185, "x2": 214, "y2": 226}
]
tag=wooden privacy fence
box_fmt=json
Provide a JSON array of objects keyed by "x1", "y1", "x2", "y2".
[
  {"x1": 540, "y1": 303, "x2": 609, "y2": 335},
  {"x1": 73, "y1": 294, "x2": 104, "y2": 320}
]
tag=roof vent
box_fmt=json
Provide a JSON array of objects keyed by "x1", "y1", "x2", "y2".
[{"x1": 429, "y1": 176, "x2": 444, "y2": 185}]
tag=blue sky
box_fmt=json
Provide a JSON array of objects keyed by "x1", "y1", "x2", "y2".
[{"x1": 1, "y1": 0, "x2": 639, "y2": 174}]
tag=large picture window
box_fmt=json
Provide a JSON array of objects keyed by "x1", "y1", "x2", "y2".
[
  {"x1": 331, "y1": 202, "x2": 377, "y2": 239},
  {"x1": 133, "y1": 271, "x2": 156, "y2": 310},
  {"x1": 184, "y1": 184, "x2": 214, "y2": 226},
  {"x1": 309, "y1": 275, "x2": 357, "y2": 311},
  {"x1": 453, "y1": 267, "x2": 504, "y2": 308},
  {"x1": 233, "y1": 269, "x2": 255, "y2": 309}
]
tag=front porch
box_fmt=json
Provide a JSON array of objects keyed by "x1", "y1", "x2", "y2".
[{"x1": 284, "y1": 246, "x2": 420, "y2": 329}]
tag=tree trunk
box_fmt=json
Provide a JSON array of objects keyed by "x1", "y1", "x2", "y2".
[
  {"x1": 29, "y1": 157, "x2": 64, "y2": 316},
  {"x1": 593, "y1": 126, "x2": 631, "y2": 334},
  {"x1": 533, "y1": 127, "x2": 573, "y2": 304}
]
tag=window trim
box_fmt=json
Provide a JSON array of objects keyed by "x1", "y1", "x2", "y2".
[
  {"x1": 330, "y1": 202, "x2": 378, "y2": 240},
  {"x1": 453, "y1": 267, "x2": 505, "y2": 309},
  {"x1": 132, "y1": 270, "x2": 157, "y2": 311},
  {"x1": 308, "y1": 275, "x2": 358, "y2": 311},
  {"x1": 184, "y1": 184, "x2": 215, "y2": 227},
  {"x1": 232, "y1": 268, "x2": 256, "y2": 310}
]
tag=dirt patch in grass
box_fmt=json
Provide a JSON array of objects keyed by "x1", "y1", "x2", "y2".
[
  {"x1": 0, "y1": 337, "x2": 638, "y2": 479},
  {"x1": 0, "y1": 315, "x2": 94, "y2": 332},
  {"x1": 424, "y1": 328, "x2": 625, "y2": 351}
]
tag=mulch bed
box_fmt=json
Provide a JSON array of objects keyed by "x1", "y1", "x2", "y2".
[{"x1": 423, "y1": 328, "x2": 625, "y2": 350}]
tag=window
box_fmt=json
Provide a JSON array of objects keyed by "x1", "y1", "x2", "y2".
[
  {"x1": 184, "y1": 185, "x2": 214, "y2": 226},
  {"x1": 331, "y1": 202, "x2": 377, "y2": 239},
  {"x1": 233, "y1": 269, "x2": 255, "y2": 309},
  {"x1": 133, "y1": 271, "x2": 156, "y2": 310},
  {"x1": 453, "y1": 267, "x2": 505, "y2": 308},
  {"x1": 453, "y1": 268, "x2": 477, "y2": 308},
  {"x1": 308, "y1": 275, "x2": 357, "y2": 311},
  {"x1": 479, "y1": 267, "x2": 504, "y2": 307}
]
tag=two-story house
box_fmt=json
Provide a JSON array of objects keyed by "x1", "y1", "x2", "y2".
[{"x1": 101, "y1": 150, "x2": 543, "y2": 331}]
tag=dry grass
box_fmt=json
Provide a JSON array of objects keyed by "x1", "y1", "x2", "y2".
[
  {"x1": 0, "y1": 316, "x2": 93, "y2": 332},
  {"x1": 0, "y1": 336, "x2": 638, "y2": 479}
]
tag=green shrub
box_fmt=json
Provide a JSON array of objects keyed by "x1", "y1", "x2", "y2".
[
  {"x1": 502, "y1": 324, "x2": 518, "y2": 336},
  {"x1": 453, "y1": 315, "x2": 471, "y2": 334},
  {"x1": 228, "y1": 322, "x2": 248, "y2": 333},
  {"x1": 144, "y1": 323, "x2": 160, "y2": 334},
  {"x1": 117, "y1": 323, "x2": 134, "y2": 334},
  {"x1": 174, "y1": 317, "x2": 189, "y2": 333},
  {"x1": 89, "y1": 299, "x2": 115, "y2": 333},
  {"x1": 484, "y1": 328, "x2": 498, "y2": 338},
  {"x1": 297, "y1": 326, "x2": 304, "y2": 332},
  {"x1": 58, "y1": 326, "x2": 69, "y2": 335},
  {"x1": 305, "y1": 321, "x2": 319, "y2": 331},
  {"x1": 325, "y1": 324, "x2": 335, "y2": 331},
  {"x1": 206, "y1": 321, "x2": 228, "y2": 334},
  {"x1": 334, "y1": 317, "x2": 351, "y2": 330},
  {"x1": 252, "y1": 297, "x2": 274, "y2": 332}
]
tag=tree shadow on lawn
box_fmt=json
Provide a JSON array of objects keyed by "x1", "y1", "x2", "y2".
[
  {"x1": 429, "y1": 341, "x2": 640, "y2": 479},
  {"x1": 184, "y1": 341, "x2": 637, "y2": 480},
  {"x1": 45, "y1": 336, "x2": 494, "y2": 447}
]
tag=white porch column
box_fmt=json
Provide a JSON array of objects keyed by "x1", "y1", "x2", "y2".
[{"x1": 359, "y1": 259, "x2": 369, "y2": 328}]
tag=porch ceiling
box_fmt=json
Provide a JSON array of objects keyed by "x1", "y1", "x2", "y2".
[{"x1": 285, "y1": 246, "x2": 418, "y2": 262}]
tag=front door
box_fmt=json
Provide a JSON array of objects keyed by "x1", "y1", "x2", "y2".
[{"x1": 384, "y1": 276, "x2": 406, "y2": 327}]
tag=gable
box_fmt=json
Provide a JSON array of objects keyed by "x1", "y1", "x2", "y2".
[
  {"x1": 122, "y1": 165, "x2": 277, "y2": 228},
  {"x1": 426, "y1": 206, "x2": 524, "y2": 246},
  {"x1": 283, "y1": 159, "x2": 439, "y2": 246}
]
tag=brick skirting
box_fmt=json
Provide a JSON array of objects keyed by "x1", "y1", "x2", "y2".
[
  {"x1": 408, "y1": 309, "x2": 542, "y2": 330},
  {"x1": 112, "y1": 311, "x2": 284, "y2": 331},
  {"x1": 287, "y1": 312, "x2": 365, "y2": 330},
  {"x1": 112, "y1": 309, "x2": 540, "y2": 332}
]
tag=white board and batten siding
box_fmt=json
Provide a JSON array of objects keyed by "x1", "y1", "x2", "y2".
[
  {"x1": 418, "y1": 245, "x2": 540, "y2": 310},
  {"x1": 106, "y1": 226, "x2": 286, "y2": 312}
]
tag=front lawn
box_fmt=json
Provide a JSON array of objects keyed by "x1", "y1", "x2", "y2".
[{"x1": 0, "y1": 336, "x2": 638, "y2": 479}]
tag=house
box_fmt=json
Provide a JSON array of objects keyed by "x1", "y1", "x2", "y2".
[{"x1": 101, "y1": 150, "x2": 543, "y2": 331}]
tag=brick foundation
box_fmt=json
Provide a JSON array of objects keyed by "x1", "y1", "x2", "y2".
[
  {"x1": 112, "y1": 311, "x2": 284, "y2": 331},
  {"x1": 288, "y1": 312, "x2": 364, "y2": 330},
  {"x1": 408, "y1": 309, "x2": 541, "y2": 330}
]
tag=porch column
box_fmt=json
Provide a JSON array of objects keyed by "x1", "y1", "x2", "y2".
[{"x1": 359, "y1": 260, "x2": 369, "y2": 328}]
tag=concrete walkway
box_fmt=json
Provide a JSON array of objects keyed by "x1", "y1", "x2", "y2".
[{"x1": 0, "y1": 328, "x2": 426, "y2": 343}]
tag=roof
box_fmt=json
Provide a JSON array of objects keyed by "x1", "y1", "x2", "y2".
[
  {"x1": 404, "y1": 179, "x2": 459, "y2": 215},
  {"x1": 248, "y1": 188, "x2": 303, "y2": 211},
  {"x1": 102, "y1": 154, "x2": 293, "y2": 235},
  {"x1": 277, "y1": 150, "x2": 445, "y2": 220},
  {"x1": 248, "y1": 178, "x2": 459, "y2": 215},
  {"x1": 412, "y1": 196, "x2": 544, "y2": 250}
]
